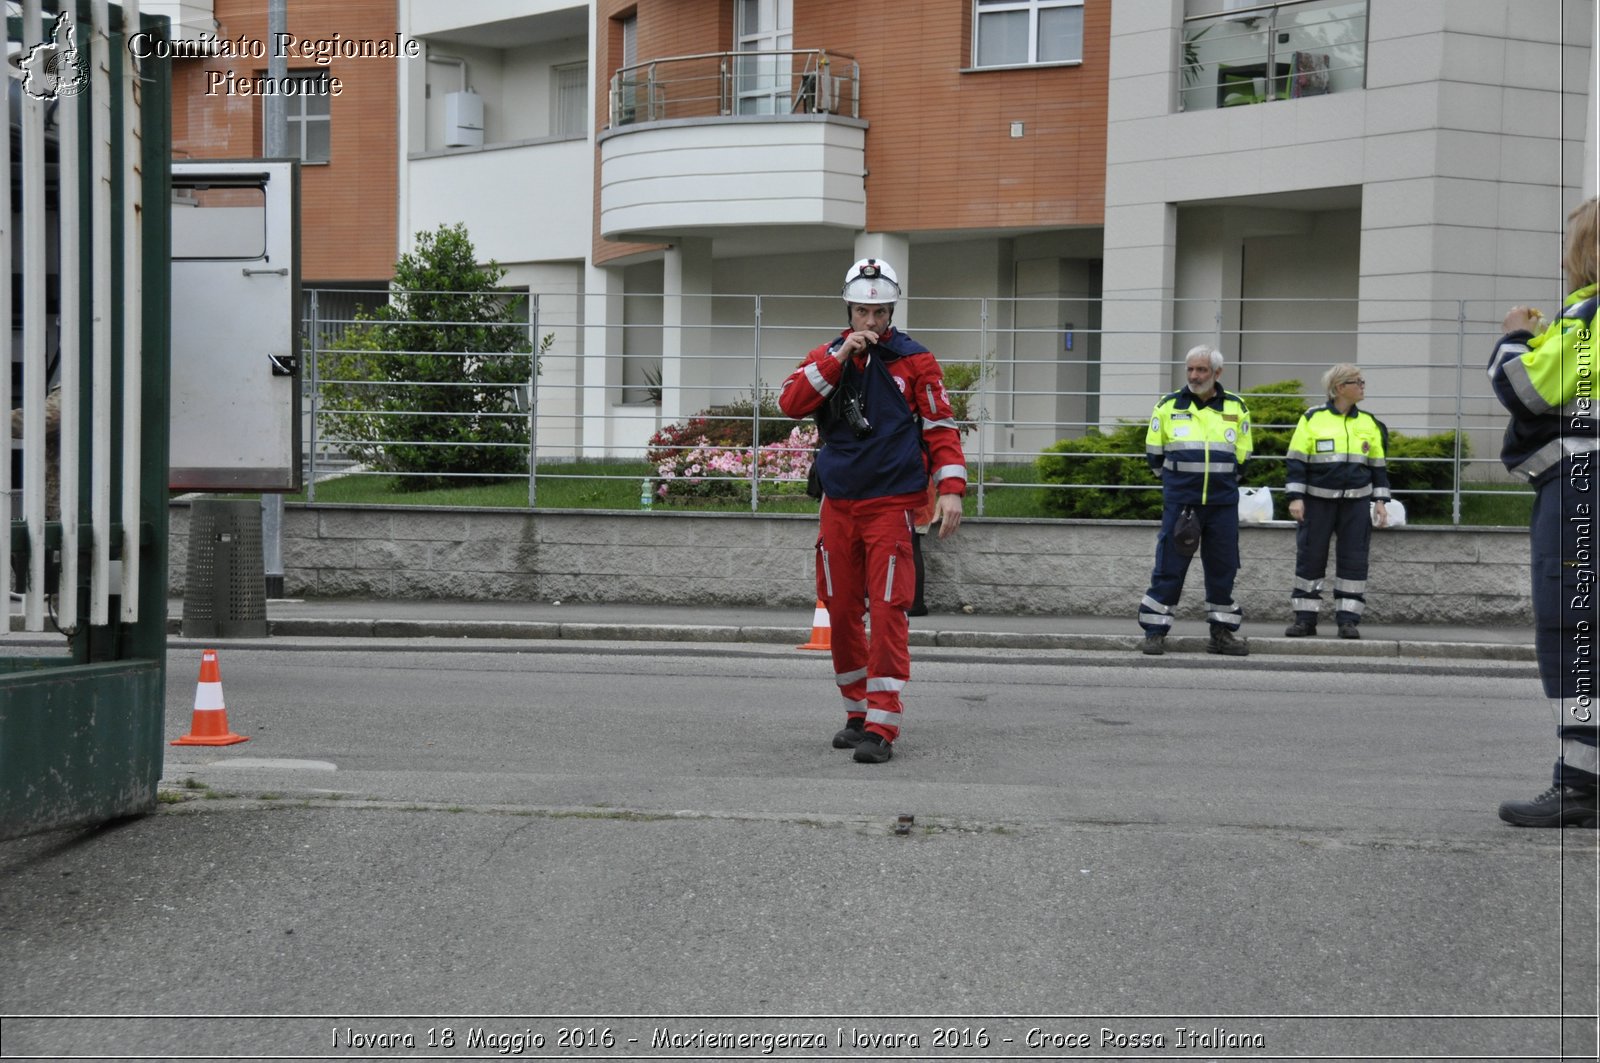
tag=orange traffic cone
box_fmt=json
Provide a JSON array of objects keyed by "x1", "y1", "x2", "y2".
[
  {"x1": 172, "y1": 648, "x2": 249, "y2": 746},
  {"x1": 797, "y1": 599, "x2": 832, "y2": 651}
]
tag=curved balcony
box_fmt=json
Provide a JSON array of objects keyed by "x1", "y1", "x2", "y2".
[{"x1": 598, "y1": 50, "x2": 867, "y2": 247}]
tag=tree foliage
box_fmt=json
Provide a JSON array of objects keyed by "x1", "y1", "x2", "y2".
[{"x1": 318, "y1": 223, "x2": 538, "y2": 491}]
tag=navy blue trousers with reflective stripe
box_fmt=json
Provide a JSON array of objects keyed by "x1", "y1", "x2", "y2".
[
  {"x1": 1531, "y1": 470, "x2": 1599, "y2": 790},
  {"x1": 1140, "y1": 501, "x2": 1241, "y2": 633},
  {"x1": 1291, "y1": 496, "x2": 1372, "y2": 627}
]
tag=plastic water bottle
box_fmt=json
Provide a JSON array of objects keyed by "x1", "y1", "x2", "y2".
[{"x1": 640, "y1": 479, "x2": 653, "y2": 510}]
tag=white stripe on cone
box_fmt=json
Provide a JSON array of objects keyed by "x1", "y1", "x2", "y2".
[{"x1": 193, "y1": 681, "x2": 225, "y2": 712}]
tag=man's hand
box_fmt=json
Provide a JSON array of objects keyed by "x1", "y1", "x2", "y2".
[
  {"x1": 935, "y1": 494, "x2": 963, "y2": 539},
  {"x1": 833, "y1": 329, "x2": 879, "y2": 362},
  {"x1": 1373, "y1": 500, "x2": 1389, "y2": 528},
  {"x1": 1288, "y1": 499, "x2": 1305, "y2": 523}
]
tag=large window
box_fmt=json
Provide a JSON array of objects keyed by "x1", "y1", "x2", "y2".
[
  {"x1": 734, "y1": 0, "x2": 792, "y2": 115},
  {"x1": 973, "y1": 0, "x2": 1084, "y2": 68},
  {"x1": 265, "y1": 72, "x2": 332, "y2": 163}
]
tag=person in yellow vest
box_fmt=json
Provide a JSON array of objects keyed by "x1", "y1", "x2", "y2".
[
  {"x1": 1137, "y1": 345, "x2": 1253, "y2": 656},
  {"x1": 1490, "y1": 196, "x2": 1598, "y2": 829},
  {"x1": 1282, "y1": 365, "x2": 1390, "y2": 639}
]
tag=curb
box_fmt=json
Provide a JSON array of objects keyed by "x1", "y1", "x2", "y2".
[{"x1": 149, "y1": 615, "x2": 1537, "y2": 662}]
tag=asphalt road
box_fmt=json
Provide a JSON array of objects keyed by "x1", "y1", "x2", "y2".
[{"x1": 1, "y1": 639, "x2": 1595, "y2": 1061}]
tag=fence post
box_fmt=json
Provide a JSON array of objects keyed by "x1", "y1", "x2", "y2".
[
  {"x1": 975, "y1": 297, "x2": 989, "y2": 517},
  {"x1": 528, "y1": 295, "x2": 540, "y2": 508},
  {"x1": 751, "y1": 294, "x2": 763, "y2": 512},
  {"x1": 1453, "y1": 299, "x2": 1466, "y2": 525},
  {"x1": 306, "y1": 289, "x2": 318, "y2": 502}
]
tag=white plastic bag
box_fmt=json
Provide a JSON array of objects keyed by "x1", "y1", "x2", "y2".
[
  {"x1": 1374, "y1": 498, "x2": 1406, "y2": 527},
  {"x1": 1238, "y1": 486, "x2": 1274, "y2": 523}
]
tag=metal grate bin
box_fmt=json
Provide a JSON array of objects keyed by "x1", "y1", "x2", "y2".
[{"x1": 181, "y1": 499, "x2": 268, "y2": 638}]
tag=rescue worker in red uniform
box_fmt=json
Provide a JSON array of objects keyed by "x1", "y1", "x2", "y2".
[{"x1": 778, "y1": 258, "x2": 967, "y2": 763}]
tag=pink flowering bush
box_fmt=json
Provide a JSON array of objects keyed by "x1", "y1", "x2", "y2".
[{"x1": 654, "y1": 423, "x2": 817, "y2": 503}]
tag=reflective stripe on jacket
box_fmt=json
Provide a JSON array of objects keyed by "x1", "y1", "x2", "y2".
[
  {"x1": 1144, "y1": 387, "x2": 1252, "y2": 505},
  {"x1": 1284, "y1": 404, "x2": 1391, "y2": 502},
  {"x1": 1488, "y1": 284, "x2": 1599, "y2": 483}
]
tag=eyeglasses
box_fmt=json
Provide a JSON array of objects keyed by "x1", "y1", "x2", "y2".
[{"x1": 1343, "y1": 379, "x2": 1366, "y2": 387}]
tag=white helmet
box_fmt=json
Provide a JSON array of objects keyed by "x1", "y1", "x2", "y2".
[{"x1": 841, "y1": 258, "x2": 901, "y2": 305}]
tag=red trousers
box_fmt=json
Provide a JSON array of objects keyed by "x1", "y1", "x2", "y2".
[{"x1": 816, "y1": 493, "x2": 922, "y2": 742}]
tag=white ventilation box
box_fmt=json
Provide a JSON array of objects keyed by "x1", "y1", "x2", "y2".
[{"x1": 444, "y1": 90, "x2": 484, "y2": 147}]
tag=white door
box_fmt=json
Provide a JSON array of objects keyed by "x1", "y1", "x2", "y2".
[
  {"x1": 169, "y1": 160, "x2": 301, "y2": 491},
  {"x1": 734, "y1": 0, "x2": 793, "y2": 115}
]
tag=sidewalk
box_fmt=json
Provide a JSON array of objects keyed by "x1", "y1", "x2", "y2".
[{"x1": 155, "y1": 597, "x2": 1535, "y2": 661}]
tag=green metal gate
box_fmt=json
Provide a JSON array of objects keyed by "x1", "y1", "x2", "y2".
[{"x1": 2, "y1": 0, "x2": 172, "y2": 839}]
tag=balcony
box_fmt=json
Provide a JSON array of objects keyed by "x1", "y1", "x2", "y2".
[
  {"x1": 1179, "y1": 0, "x2": 1367, "y2": 112},
  {"x1": 598, "y1": 50, "x2": 866, "y2": 246},
  {"x1": 608, "y1": 49, "x2": 859, "y2": 126}
]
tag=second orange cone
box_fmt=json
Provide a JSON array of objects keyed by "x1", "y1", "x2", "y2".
[{"x1": 172, "y1": 648, "x2": 249, "y2": 746}]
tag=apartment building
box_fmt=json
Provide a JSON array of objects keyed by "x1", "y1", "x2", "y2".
[
  {"x1": 393, "y1": 0, "x2": 1593, "y2": 466},
  {"x1": 123, "y1": 0, "x2": 1540, "y2": 469},
  {"x1": 398, "y1": 0, "x2": 1113, "y2": 458}
]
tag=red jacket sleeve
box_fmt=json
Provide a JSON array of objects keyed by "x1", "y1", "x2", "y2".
[
  {"x1": 909, "y1": 355, "x2": 967, "y2": 497},
  {"x1": 778, "y1": 339, "x2": 845, "y2": 420}
]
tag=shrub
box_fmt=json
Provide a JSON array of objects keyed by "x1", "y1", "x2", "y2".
[
  {"x1": 1386, "y1": 430, "x2": 1468, "y2": 520},
  {"x1": 941, "y1": 361, "x2": 991, "y2": 434},
  {"x1": 1034, "y1": 378, "x2": 1466, "y2": 520},
  {"x1": 1035, "y1": 423, "x2": 1159, "y2": 519},
  {"x1": 317, "y1": 224, "x2": 538, "y2": 491},
  {"x1": 1034, "y1": 380, "x2": 1304, "y2": 520},
  {"x1": 1234, "y1": 379, "x2": 1308, "y2": 490}
]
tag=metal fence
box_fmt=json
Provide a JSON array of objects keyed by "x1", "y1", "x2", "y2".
[{"x1": 300, "y1": 289, "x2": 1541, "y2": 523}]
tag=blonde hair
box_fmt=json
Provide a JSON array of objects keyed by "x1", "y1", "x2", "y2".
[
  {"x1": 1564, "y1": 196, "x2": 1599, "y2": 290},
  {"x1": 1321, "y1": 363, "x2": 1361, "y2": 401}
]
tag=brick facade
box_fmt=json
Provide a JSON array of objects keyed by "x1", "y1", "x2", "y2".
[
  {"x1": 591, "y1": 0, "x2": 1109, "y2": 264},
  {"x1": 169, "y1": 0, "x2": 398, "y2": 282}
]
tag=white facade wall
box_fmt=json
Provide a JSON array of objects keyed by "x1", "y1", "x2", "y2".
[
  {"x1": 1103, "y1": 0, "x2": 1594, "y2": 463},
  {"x1": 398, "y1": 1, "x2": 596, "y2": 458}
]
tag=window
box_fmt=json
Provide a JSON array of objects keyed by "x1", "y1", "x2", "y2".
[
  {"x1": 265, "y1": 71, "x2": 332, "y2": 163},
  {"x1": 734, "y1": 0, "x2": 792, "y2": 115},
  {"x1": 553, "y1": 62, "x2": 587, "y2": 138},
  {"x1": 974, "y1": 0, "x2": 1084, "y2": 68},
  {"x1": 616, "y1": 14, "x2": 638, "y2": 123}
]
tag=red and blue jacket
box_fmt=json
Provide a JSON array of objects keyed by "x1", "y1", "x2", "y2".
[{"x1": 779, "y1": 328, "x2": 967, "y2": 502}]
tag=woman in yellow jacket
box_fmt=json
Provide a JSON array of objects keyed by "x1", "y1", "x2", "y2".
[
  {"x1": 1489, "y1": 196, "x2": 1598, "y2": 829},
  {"x1": 1282, "y1": 365, "x2": 1390, "y2": 639}
]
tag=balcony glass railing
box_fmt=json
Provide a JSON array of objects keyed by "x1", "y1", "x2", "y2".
[
  {"x1": 609, "y1": 49, "x2": 859, "y2": 127},
  {"x1": 1179, "y1": 0, "x2": 1367, "y2": 112}
]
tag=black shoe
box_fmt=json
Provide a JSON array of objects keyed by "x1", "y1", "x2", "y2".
[
  {"x1": 853, "y1": 734, "x2": 894, "y2": 763},
  {"x1": 907, "y1": 603, "x2": 929, "y2": 617},
  {"x1": 1338, "y1": 623, "x2": 1360, "y2": 639},
  {"x1": 1139, "y1": 634, "x2": 1166, "y2": 656},
  {"x1": 1207, "y1": 628, "x2": 1249, "y2": 656},
  {"x1": 1284, "y1": 620, "x2": 1317, "y2": 637},
  {"x1": 1498, "y1": 784, "x2": 1599, "y2": 828},
  {"x1": 831, "y1": 718, "x2": 867, "y2": 749}
]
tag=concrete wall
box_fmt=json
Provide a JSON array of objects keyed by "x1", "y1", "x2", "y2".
[{"x1": 169, "y1": 503, "x2": 1534, "y2": 625}]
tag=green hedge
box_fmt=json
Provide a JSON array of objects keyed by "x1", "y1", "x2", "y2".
[{"x1": 1035, "y1": 380, "x2": 1466, "y2": 520}]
